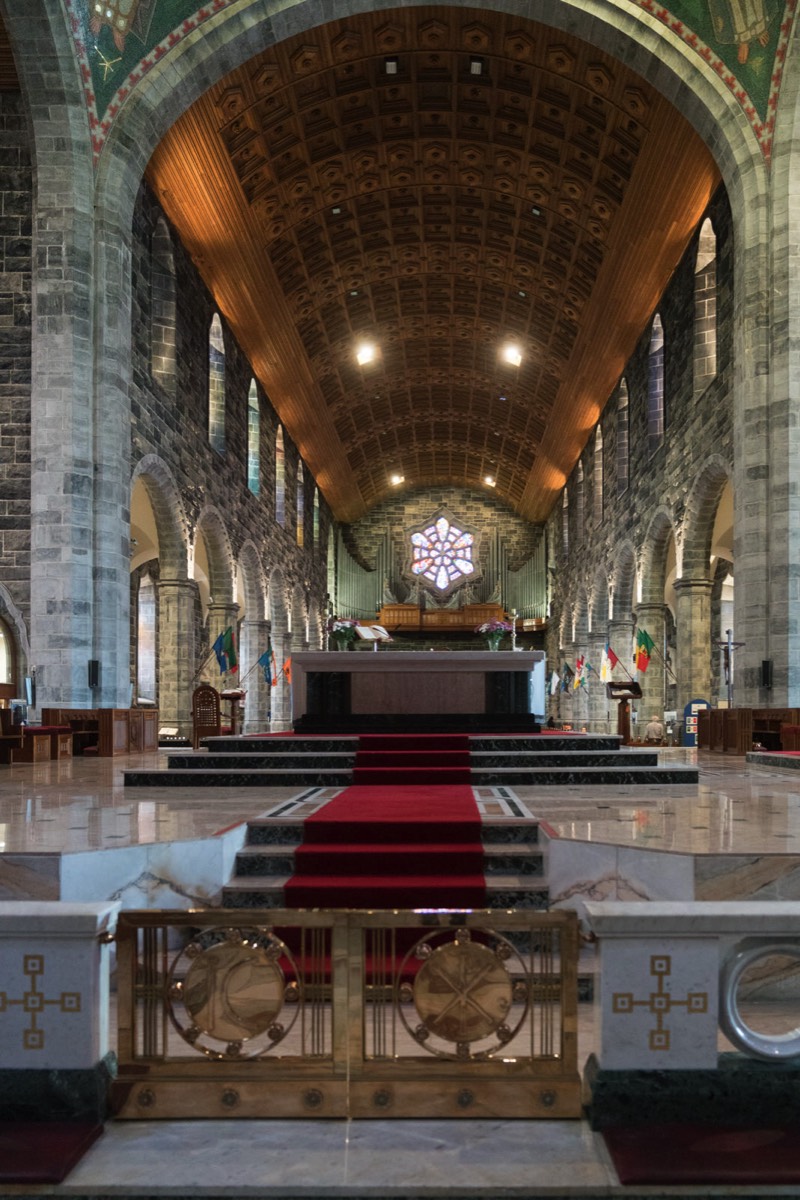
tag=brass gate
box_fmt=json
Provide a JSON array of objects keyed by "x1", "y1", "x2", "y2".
[{"x1": 112, "y1": 907, "x2": 581, "y2": 1119}]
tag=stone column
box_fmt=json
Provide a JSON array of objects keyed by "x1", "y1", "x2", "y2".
[
  {"x1": 674, "y1": 577, "x2": 714, "y2": 714},
  {"x1": 240, "y1": 618, "x2": 271, "y2": 733},
  {"x1": 634, "y1": 604, "x2": 667, "y2": 733},
  {"x1": 269, "y1": 629, "x2": 293, "y2": 731},
  {"x1": 206, "y1": 602, "x2": 240, "y2": 679},
  {"x1": 157, "y1": 579, "x2": 197, "y2": 736},
  {"x1": 588, "y1": 636, "x2": 611, "y2": 733}
]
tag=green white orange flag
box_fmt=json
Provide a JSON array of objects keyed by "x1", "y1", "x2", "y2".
[{"x1": 635, "y1": 628, "x2": 655, "y2": 673}]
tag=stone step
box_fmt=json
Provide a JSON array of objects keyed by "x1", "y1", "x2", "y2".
[
  {"x1": 221, "y1": 874, "x2": 551, "y2": 911},
  {"x1": 244, "y1": 817, "x2": 542, "y2": 846},
  {"x1": 233, "y1": 841, "x2": 544, "y2": 878},
  {"x1": 208, "y1": 734, "x2": 624, "y2": 753}
]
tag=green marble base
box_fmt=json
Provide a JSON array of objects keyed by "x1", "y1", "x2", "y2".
[
  {"x1": 584, "y1": 1052, "x2": 800, "y2": 1129},
  {"x1": 0, "y1": 1052, "x2": 116, "y2": 1123}
]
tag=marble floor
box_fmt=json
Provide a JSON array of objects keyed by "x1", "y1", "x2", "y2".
[{"x1": 3, "y1": 745, "x2": 800, "y2": 1197}]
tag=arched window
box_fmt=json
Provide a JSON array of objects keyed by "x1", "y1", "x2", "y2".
[
  {"x1": 296, "y1": 464, "x2": 305, "y2": 547},
  {"x1": 208, "y1": 314, "x2": 226, "y2": 453},
  {"x1": 648, "y1": 314, "x2": 665, "y2": 453},
  {"x1": 576, "y1": 463, "x2": 585, "y2": 543},
  {"x1": 617, "y1": 378, "x2": 629, "y2": 496},
  {"x1": 562, "y1": 490, "x2": 569, "y2": 557},
  {"x1": 151, "y1": 217, "x2": 176, "y2": 396},
  {"x1": 275, "y1": 426, "x2": 285, "y2": 526},
  {"x1": 594, "y1": 425, "x2": 604, "y2": 526},
  {"x1": 694, "y1": 217, "x2": 717, "y2": 394},
  {"x1": 247, "y1": 379, "x2": 259, "y2": 495}
]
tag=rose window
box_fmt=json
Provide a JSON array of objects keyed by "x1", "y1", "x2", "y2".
[{"x1": 410, "y1": 516, "x2": 475, "y2": 592}]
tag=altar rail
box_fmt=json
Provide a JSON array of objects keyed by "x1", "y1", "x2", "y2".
[{"x1": 112, "y1": 907, "x2": 581, "y2": 1120}]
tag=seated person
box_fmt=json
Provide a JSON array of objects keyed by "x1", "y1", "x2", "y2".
[{"x1": 644, "y1": 714, "x2": 665, "y2": 743}]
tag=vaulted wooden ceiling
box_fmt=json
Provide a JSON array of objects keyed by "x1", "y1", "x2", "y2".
[{"x1": 146, "y1": 6, "x2": 720, "y2": 525}]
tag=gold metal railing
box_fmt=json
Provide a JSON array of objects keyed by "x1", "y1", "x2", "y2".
[{"x1": 112, "y1": 907, "x2": 581, "y2": 1119}]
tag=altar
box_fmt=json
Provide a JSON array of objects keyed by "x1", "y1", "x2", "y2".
[{"x1": 292, "y1": 650, "x2": 546, "y2": 733}]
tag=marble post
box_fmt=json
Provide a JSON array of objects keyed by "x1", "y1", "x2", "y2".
[{"x1": 0, "y1": 901, "x2": 119, "y2": 1121}]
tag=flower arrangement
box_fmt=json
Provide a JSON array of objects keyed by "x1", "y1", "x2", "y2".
[
  {"x1": 326, "y1": 616, "x2": 359, "y2": 635},
  {"x1": 475, "y1": 619, "x2": 514, "y2": 634}
]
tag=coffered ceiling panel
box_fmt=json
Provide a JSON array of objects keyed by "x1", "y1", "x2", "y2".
[{"x1": 146, "y1": 6, "x2": 720, "y2": 524}]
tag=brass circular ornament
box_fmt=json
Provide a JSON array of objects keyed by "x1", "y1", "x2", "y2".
[
  {"x1": 166, "y1": 927, "x2": 299, "y2": 1059},
  {"x1": 398, "y1": 929, "x2": 528, "y2": 1059}
]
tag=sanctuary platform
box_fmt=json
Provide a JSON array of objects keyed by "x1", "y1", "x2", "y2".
[{"x1": 1, "y1": 748, "x2": 800, "y2": 1196}]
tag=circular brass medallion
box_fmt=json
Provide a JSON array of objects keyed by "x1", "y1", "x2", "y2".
[
  {"x1": 166, "y1": 927, "x2": 299, "y2": 1059},
  {"x1": 183, "y1": 941, "x2": 284, "y2": 1041},
  {"x1": 413, "y1": 939, "x2": 512, "y2": 1043}
]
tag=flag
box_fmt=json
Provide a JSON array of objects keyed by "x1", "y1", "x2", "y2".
[
  {"x1": 549, "y1": 669, "x2": 561, "y2": 696},
  {"x1": 223, "y1": 625, "x2": 238, "y2": 671},
  {"x1": 282, "y1": 658, "x2": 292, "y2": 686},
  {"x1": 635, "y1": 628, "x2": 655, "y2": 673},
  {"x1": 600, "y1": 644, "x2": 619, "y2": 682},
  {"x1": 257, "y1": 645, "x2": 278, "y2": 687},
  {"x1": 561, "y1": 662, "x2": 574, "y2": 692},
  {"x1": 574, "y1": 655, "x2": 584, "y2": 689},
  {"x1": 212, "y1": 626, "x2": 238, "y2": 673}
]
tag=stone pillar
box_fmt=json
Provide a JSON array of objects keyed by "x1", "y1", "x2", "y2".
[
  {"x1": 206, "y1": 602, "x2": 240, "y2": 685},
  {"x1": 157, "y1": 579, "x2": 197, "y2": 736},
  {"x1": 634, "y1": 604, "x2": 667, "y2": 732},
  {"x1": 674, "y1": 577, "x2": 714, "y2": 714},
  {"x1": 588, "y1": 636, "x2": 611, "y2": 733},
  {"x1": 269, "y1": 629, "x2": 293, "y2": 731},
  {"x1": 240, "y1": 618, "x2": 271, "y2": 733}
]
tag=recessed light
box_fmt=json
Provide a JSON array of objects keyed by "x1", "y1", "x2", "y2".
[
  {"x1": 518, "y1": 290, "x2": 527, "y2": 298},
  {"x1": 390, "y1": 472, "x2": 405, "y2": 486},
  {"x1": 470, "y1": 57, "x2": 484, "y2": 75},
  {"x1": 384, "y1": 57, "x2": 398, "y2": 75},
  {"x1": 501, "y1": 343, "x2": 522, "y2": 367},
  {"x1": 484, "y1": 475, "x2": 496, "y2": 487},
  {"x1": 331, "y1": 206, "x2": 341, "y2": 215},
  {"x1": 531, "y1": 206, "x2": 542, "y2": 217},
  {"x1": 356, "y1": 341, "x2": 377, "y2": 366}
]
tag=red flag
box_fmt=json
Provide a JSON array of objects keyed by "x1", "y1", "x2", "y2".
[{"x1": 282, "y1": 658, "x2": 292, "y2": 686}]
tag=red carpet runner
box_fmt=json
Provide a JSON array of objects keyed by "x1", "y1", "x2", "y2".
[
  {"x1": 351, "y1": 732, "x2": 472, "y2": 785},
  {"x1": 285, "y1": 775, "x2": 485, "y2": 908}
]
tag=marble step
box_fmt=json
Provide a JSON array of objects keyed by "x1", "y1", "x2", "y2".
[
  {"x1": 209, "y1": 734, "x2": 624, "y2": 754},
  {"x1": 243, "y1": 818, "x2": 541, "y2": 846},
  {"x1": 221, "y1": 874, "x2": 551, "y2": 911},
  {"x1": 124, "y1": 762, "x2": 696, "y2": 786},
  {"x1": 233, "y1": 841, "x2": 544, "y2": 879},
  {"x1": 166, "y1": 751, "x2": 356, "y2": 770},
  {"x1": 162, "y1": 748, "x2": 658, "y2": 771}
]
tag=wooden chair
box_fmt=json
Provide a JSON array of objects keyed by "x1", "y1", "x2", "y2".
[{"x1": 192, "y1": 684, "x2": 222, "y2": 749}]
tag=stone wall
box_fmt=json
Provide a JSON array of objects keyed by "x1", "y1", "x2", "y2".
[
  {"x1": 546, "y1": 185, "x2": 734, "y2": 706},
  {"x1": 130, "y1": 182, "x2": 332, "y2": 620}
]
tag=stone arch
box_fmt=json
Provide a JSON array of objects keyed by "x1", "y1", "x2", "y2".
[
  {"x1": 290, "y1": 583, "x2": 308, "y2": 651},
  {"x1": 681, "y1": 456, "x2": 732, "y2": 580},
  {"x1": 590, "y1": 567, "x2": 610, "y2": 631},
  {"x1": 639, "y1": 509, "x2": 677, "y2": 607},
  {"x1": 0, "y1": 582, "x2": 30, "y2": 688},
  {"x1": 611, "y1": 542, "x2": 637, "y2": 621},
  {"x1": 130, "y1": 455, "x2": 190, "y2": 579},
  {"x1": 237, "y1": 540, "x2": 267, "y2": 620},
  {"x1": 193, "y1": 505, "x2": 236, "y2": 606}
]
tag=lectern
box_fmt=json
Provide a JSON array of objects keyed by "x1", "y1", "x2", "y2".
[{"x1": 606, "y1": 681, "x2": 642, "y2": 745}]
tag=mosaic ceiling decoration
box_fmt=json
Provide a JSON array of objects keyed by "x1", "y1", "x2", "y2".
[{"x1": 68, "y1": 0, "x2": 796, "y2": 162}]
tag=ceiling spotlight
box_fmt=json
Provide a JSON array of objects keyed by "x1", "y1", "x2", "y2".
[
  {"x1": 501, "y1": 343, "x2": 522, "y2": 367},
  {"x1": 484, "y1": 475, "x2": 496, "y2": 488},
  {"x1": 349, "y1": 289, "x2": 359, "y2": 297},
  {"x1": 518, "y1": 290, "x2": 527, "y2": 298},
  {"x1": 390, "y1": 472, "x2": 405, "y2": 486},
  {"x1": 356, "y1": 341, "x2": 377, "y2": 366},
  {"x1": 331, "y1": 206, "x2": 342, "y2": 215},
  {"x1": 470, "y1": 56, "x2": 484, "y2": 75},
  {"x1": 384, "y1": 57, "x2": 398, "y2": 75},
  {"x1": 531, "y1": 206, "x2": 542, "y2": 217}
]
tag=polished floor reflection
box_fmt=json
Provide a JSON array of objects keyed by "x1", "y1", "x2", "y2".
[{"x1": 2, "y1": 746, "x2": 799, "y2": 1196}]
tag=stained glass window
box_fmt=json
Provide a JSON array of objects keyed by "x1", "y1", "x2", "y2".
[{"x1": 410, "y1": 515, "x2": 475, "y2": 592}]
